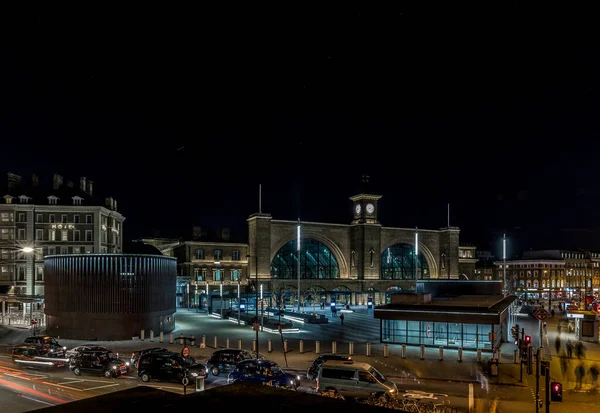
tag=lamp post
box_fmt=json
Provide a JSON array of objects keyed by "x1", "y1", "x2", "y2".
[
  {"x1": 503, "y1": 234, "x2": 507, "y2": 297},
  {"x1": 237, "y1": 280, "x2": 241, "y2": 325},
  {"x1": 21, "y1": 247, "x2": 35, "y2": 329},
  {"x1": 247, "y1": 254, "x2": 259, "y2": 357},
  {"x1": 297, "y1": 220, "x2": 301, "y2": 312},
  {"x1": 219, "y1": 283, "x2": 223, "y2": 318},
  {"x1": 414, "y1": 228, "x2": 419, "y2": 280}
]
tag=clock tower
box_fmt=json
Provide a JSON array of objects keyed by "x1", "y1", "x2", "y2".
[{"x1": 350, "y1": 193, "x2": 382, "y2": 225}]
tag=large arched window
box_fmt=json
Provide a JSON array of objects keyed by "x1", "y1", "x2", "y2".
[
  {"x1": 271, "y1": 239, "x2": 340, "y2": 279},
  {"x1": 381, "y1": 243, "x2": 429, "y2": 280}
]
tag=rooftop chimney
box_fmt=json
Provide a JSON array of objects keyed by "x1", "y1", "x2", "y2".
[
  {"x1": 192, "y1": 226, "x2": 202, "y2": 240},
  {"x1": 53, "y1": 174, "x2": 63, "y2": 190},
  {"x1": 32, "y1": 174, "x2": 39, "y2": 187},
  {"x1": 80, "y1": 177, "x2": 87, "y2": 193},
  {"x1": 221, "y1": 228, "x2": 230, "y2": 241},
  {"x1": 87, "y1": 180, "x2": 93, "y2": 196},
  {"x1": 7, "y1": 172, "x2": 22, "y2": 191},
  {"x1": 105, "y1": 197, "x2": 114, "y2": 210},
  {"x1": 113, "y1": 199, "x2": 117, "y2": 211}
]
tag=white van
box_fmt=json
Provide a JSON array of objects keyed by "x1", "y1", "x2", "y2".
[{"x1": 316, "y1": 360, "x2": 398, "y2": 399}]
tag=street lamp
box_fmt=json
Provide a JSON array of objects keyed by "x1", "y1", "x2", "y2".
[
  {"x1": 246, "y1": 254, "x2": 259, "y2": 357},
  {"x1": 20, "y1": 246, "x2": 36, "y2": 330},
  {"x1": 220, "y1": 283, "x2": 223, "y2": 318},
  {"x1": 237, "y1": 280, "x2": 241, "y2": 325}
]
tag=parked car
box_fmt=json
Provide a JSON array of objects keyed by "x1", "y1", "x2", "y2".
[
  {"x1": 306, "y1": 354, "x2": 352, "y2": 380},
  {"x1": 138, "y1": 351, "x2": 207, "y2": 384},
  {"x1": 227, "y1": 359, "x2": 300, "y2": 389},
  {"x1": 70, "y1": 350, "x2": 129, "y2": 378},
  {"x1": 12, "y1": 345, "x2": 66, "y2": 367},
  {"x1": 205, "y1": 349, "x2": 262, "y2": 376},
  {"x1": 130, "y1": 347, "x2": 169, "y2": 369},
  {"x1": 316, "y1": 360, "x2": 397, "y2": 399},
  {"x1": 66, "y1": 345, "x2": 109, "y2": 363}
]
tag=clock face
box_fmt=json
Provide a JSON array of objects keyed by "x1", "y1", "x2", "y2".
[
  {"x1": 366, "y1": 203, "x2": 375, "y2": 214},
  {"x1": 355, "y1": 204, "x2": 361, "y2": 215}
]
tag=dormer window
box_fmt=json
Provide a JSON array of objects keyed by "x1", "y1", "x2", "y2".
[
  {"x1": 3, "y1": 195, "x2": 13, "y2": 204},
  {"x1": 19, "y1": 195, "x2": 31, "y2": 204},
  {"x1": 48, "y1": 195, "x2": 59, "y2": 205},
  {"x1": 72, "y1": 196, "x2": 83, "y2": 206}
]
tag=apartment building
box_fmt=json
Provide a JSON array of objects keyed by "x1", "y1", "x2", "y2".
[{"x1": 0, "y1": 172, "x2": 125, "y2": 297}]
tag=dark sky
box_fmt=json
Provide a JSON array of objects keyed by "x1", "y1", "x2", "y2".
[{"x1": 1, "y1": 8, "x2": 599, "y2": 257}]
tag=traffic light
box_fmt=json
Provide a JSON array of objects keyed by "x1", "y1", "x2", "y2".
[
  {"x1": 541, "y1": 360, "x2": 549, "y2": 376},
  {"x1": 551, "y1": 382, "x2": 563, "y2": 402},
  {"x1": 511, "y1": 325, "x2": 520, "y2": 340},
  {"x1": 524, "y1": 335, "x2": 531, "y2": 345}
]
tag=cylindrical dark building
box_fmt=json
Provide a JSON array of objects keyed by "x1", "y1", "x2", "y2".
[{"x1": 44, "y1": 254, "x2": 177, "y2": 340}]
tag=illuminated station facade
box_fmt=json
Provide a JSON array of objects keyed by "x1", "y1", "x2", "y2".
[{"x1": 249, "y1": 192, "x2": 465, "y2": 306}]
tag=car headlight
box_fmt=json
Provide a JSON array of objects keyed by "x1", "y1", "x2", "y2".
[
  {"x1": 290, "y1": 380, "x2": 294, "y2": 385},
  {"x1": 125, "y1": 362, "x2": 130, "y2": 366},
  {"x1": 191, "y1": 372, "x2": 198, "y2": 377},
  {"x1": 296, "y1": 375, "x2": 301, "y2": 381},
  {"x1": 112, "y1": 365, "x2": 117, "y2": 370},
  {"x1": 389, "y1": 389, "x2": 395, "y2": 393},
  {"x1": 63, "y1": 347, "x2": 67, "y2": 350}
]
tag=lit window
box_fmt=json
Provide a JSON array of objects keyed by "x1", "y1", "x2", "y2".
[
  {"x1": 214, "y1": 249, "x2": 223, "y2": 261},
  {"x1": 195, "y1": 249, "x2": 204, "y2": 260},
  {"x1": 232, "y1": 269, "x2": 240, "y2": 281},
  {"x1": 61, "y1": 230, "x2": 68, "y2": 241}
]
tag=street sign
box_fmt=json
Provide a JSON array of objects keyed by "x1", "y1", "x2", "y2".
[{"x1": 533, "y1": 308, "x2": 550, "y2": 321}]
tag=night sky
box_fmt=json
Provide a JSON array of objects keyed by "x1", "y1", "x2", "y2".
[{"x1": 1, "y1": 9, "x2": 599, "y2": 257}]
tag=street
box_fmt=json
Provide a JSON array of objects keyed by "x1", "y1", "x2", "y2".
[{"x1": 0, "y1": 306, "x2": 598, "y2": 412}]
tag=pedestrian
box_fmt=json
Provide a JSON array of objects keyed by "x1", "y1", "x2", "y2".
[
  {"x1": 555, "y1": 336, "x2": 561, "y2": 354},
  {"x1": 340, "y1": 313, "x2": 345, "y2": 325},
  {"x1": 566, "y1": 340, "x2": 573, "y2": 358},
  {"x1": 576, "y1": 341, "x2": 586, "y2": 360},
  {"x1": 551, "y1": 308, "x2": 555, "y2": 319},
  {"x1": 575, "y1": 363, "x2": 586, "y2": 389},
  {"x1": 590, "y1": 364, "x2": 599, "y2": 390},
  {"x1": 560, "y1": 352, "x2": 568, "y2": 378}
]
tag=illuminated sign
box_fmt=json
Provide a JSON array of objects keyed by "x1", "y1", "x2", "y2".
[
  {"x1": 567, "y1": 313, "x2": 584, "y2": 319},
  {"x1": 51, "y1": 224, "x2": 76, "y2": 230}
]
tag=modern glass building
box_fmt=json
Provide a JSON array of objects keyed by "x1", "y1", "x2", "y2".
[
  {"x1": 374, "y1": 280, "x2": 514, "y2": 351},
  {"x1": 381, "y1": 320, "x2": 500, "y2": 350}
]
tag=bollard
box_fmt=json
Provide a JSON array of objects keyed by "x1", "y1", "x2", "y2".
[
  {"x1": 268, "y1": 339, "x2": 272, "y2": 353},
  {"x1": 332, "y1": 341, "x2": 337, "y2": 354},
  {"x1": 169, "y1": 332, "x2": 173, "y2": 344},
  {"x1": 299, "y1": 340, "x2": 304, "y2": 353},
  {"x1": 366, "y1": 343, "x2": 371, "y2": 357},
  {"x1": 497, "y1": 348, "x2": 502, "y2": 363},
  {"x1": 349, "y1": 342, "x2": 354, "y2": 356},
  {"x1": 238, "y1": 338, "x2": 242, "y2": 350},
  {"x1": 401, "y1": 344, "x2": 407, "y2": 359},
  {"x1": 141, "y1": 329, "x2": 145, "y2": 341},
  {"x1": 226, "y1": 338, "x2": 230, "y2": 348},
  {"x1": 150, "y1": 330, "x2": 154, "y2": 342},
  {"x1": 179, "y1": 333, "x2": 184, "y2": 345},
  {"x1": 315, "y1": 340, "x2": 321, "y2": 354},
  {"x1": 202, "y1": 335, "x2": 206, "y2": 347},
  {"x1": 191, "y1": 336, "x2": 195, "y2": 346},
  {"x1": 513, "y1": 349, "x2": 518, "y2": 364},
  {"x1": 420, "y1": 345, "x2": 425, "y2": 360},
  {"x1": 477, "y1": 348, "x2": 482, "y2": 363},
  {"x1": 213, "y1": 336, "x2": 217, "y2": 348},
  {"x1": 458, "y1": 347, "x2": 463, "y2": 362},
  {"x1": 284, "y1": 340, "x2": 288, "y2": 353},
  {"x1": 383, "y1": 343, "x2": 389, "y2": 358},
  {"x1": 253, "y1": 339, "x2": 257, "y2": 352},
  {"x1": 159, "y1": 331, "x2": 164, "y2": 343},
  {"x1": 439, "y1": 346, "x2": 444, "y2": 361}
]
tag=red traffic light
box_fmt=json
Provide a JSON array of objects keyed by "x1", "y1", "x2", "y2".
[
  {"x1": 551, "y1": 382, "x2": 563, "y2": 402},
  {"x1": 524, "y1": 335, "x2": 531, "y2": 343}
]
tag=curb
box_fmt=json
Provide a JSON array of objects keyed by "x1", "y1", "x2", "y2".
[{"x1": 386, "y1": 375, "x2": 529, "y2": 388}]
